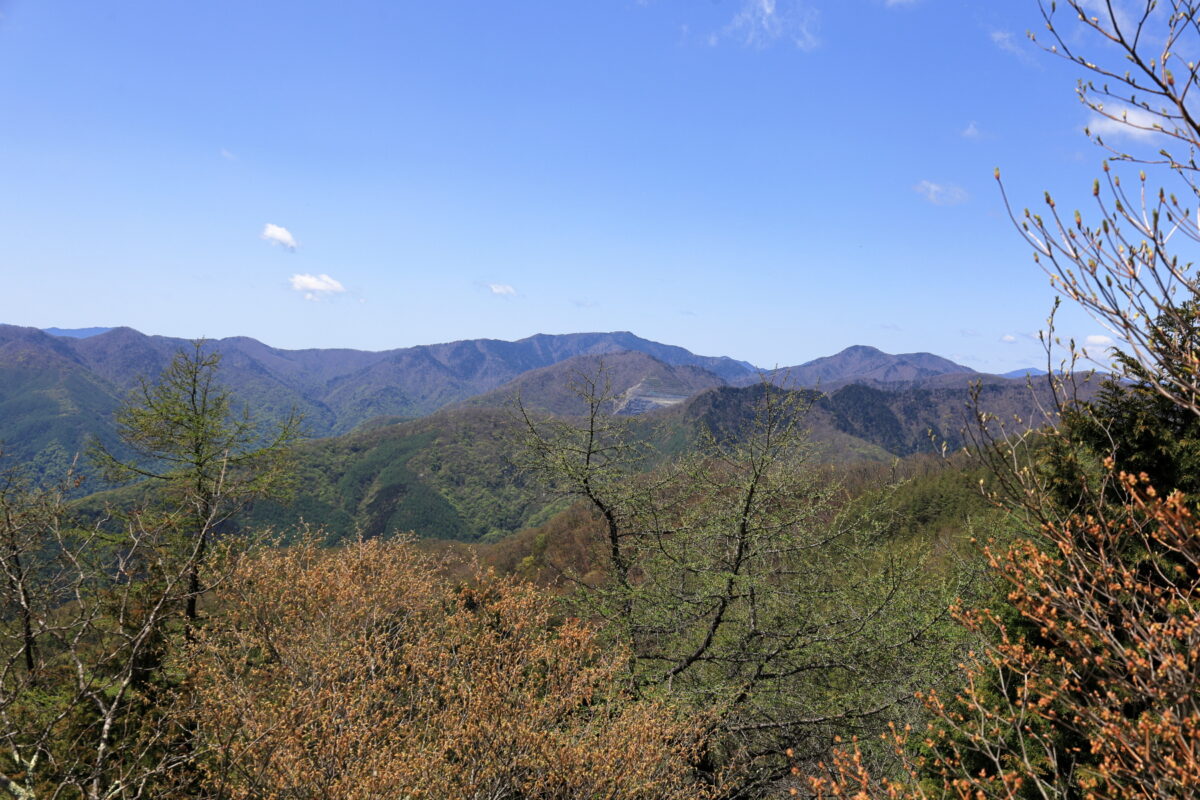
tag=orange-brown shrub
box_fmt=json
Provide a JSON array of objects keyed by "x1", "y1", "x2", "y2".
[
  {"x1": 801, "y1": 474, "x2": 1200, "y2": 799},
  {"x1": 188, "y1": 537, "x2": 710, "y2": 800}
]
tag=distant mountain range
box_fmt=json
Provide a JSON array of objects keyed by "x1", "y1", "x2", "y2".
[
  {"x1": 0, "y1": 323, "x2": 1069, "y2": 481},
  {"x1": 43, "y1": 326, "x2": 115, "y2": 339},
  {"x1": 2, "y1": 325, "x2": 760, "y2": 474}
]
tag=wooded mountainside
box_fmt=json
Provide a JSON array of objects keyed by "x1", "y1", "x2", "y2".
[
  {"x1": 1, "y1": 322, "x2": 1076, "y2": 541},
  {"x1": 6, "y1": 2, "x2": 1200, "y2": 798}
]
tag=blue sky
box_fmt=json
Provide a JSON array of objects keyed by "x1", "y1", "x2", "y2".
[{"x1": 0, "y1": 0, "x2": 1139, "y2": 370}]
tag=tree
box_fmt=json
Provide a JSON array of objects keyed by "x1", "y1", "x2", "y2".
[
  {"x1": 0, "y1": 459, "x2": 204, "y2": 800},
  {"x1": 186, "y1": 536, "x2": 711, "y2": 800},
  {"x1": 998, "y1": 1, "x2": 1200, "y2": 415},
  {"x1": 800, "y1": 3, "x2": 1200, "y2": 797},
  {"x1": 805, "y1": 472, "x2": 1200, "y2": 800},
  {"x1": 0, "y1": 344, "x2": 302, "y2": 799},
  {"x1": 1049, "y1": 305, "x2": 1200, "y2": 509},
  {"x1": 518, "y1": 376, "x2": 962, "y2": 792},
  {"x1": 91, "y1": 341, "x2": 301, "y2": 623}
]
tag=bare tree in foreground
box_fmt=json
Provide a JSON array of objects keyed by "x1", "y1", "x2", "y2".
[
  {"x1": 519, "y1": 377, "x2": 963, "y2": 791},
  {"x1": 0, "y1": 462, "x2": 203, "y2": 799}
]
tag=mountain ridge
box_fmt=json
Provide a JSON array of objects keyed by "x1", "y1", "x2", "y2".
[
  {"x1": 0, "y1": 325, "x2": 759, "y2": 473},
  {"x1": 747, "y1": 345, "x2": 976, "y2": 388},
  {"x1": 1, "y1": 323, "x2": 1066, "y2": 483}
]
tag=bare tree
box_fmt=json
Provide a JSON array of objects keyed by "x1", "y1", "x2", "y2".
[
  {"x1": 519, "y1": 376, "x2": 962, "y2": 791},
  {"x1": 0, "y1": 463, "x2": 204, "y2": 799},
  {"x1": 1001, "y1": 0, "x2": 1200, "y2": 413}
]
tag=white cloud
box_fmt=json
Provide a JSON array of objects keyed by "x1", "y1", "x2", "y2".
[
  {"x1": 1076, "y1": 0, "x2": 1136, "y2": 35},
  {"x1": 261, "y1": 223, "x2": 297, "y2": 250},
  {"x1": 1085, "y1": 334, "x2": 1114, "y2": 347},
  {"x1": 1000, "y1": 334, "x2": 1018, "y2": 343},
  {"x1": 884, "y1": 0, "x2": 918, "y2": 5},
  {"x1": 290, "y1": 273, "x2": 345, "y2": 301},
  {"x1": 1087, "y1": 105, "x2": 1163, "y2": 140},
  {"x1": 962, "y1": 121, "x2": 981, "y2": 139},
  {"x1": 991, "y1": 30, "x2": 1039, "y2": 66},
  {"x1": 487, "y1": 283, "x2": 516, "y2": 296},
  {"x1": 990, "y1": 29, "x2": 1018, "y2": 52},
  {"x1": 220, "y1": 148, "x2": 237, "y2": 161},
  {"x1": 914, "y1": 180, "x2": 968, "y2": 206},
  {"x1": 721, "y1": 0, "x2": 819, "y2": 50}
]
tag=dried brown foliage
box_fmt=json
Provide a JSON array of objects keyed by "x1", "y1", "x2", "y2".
[
  {"x1": 802, "y1": 475, "x2": 1200, "y2": 800},
  {"x1": 187, "y1": 537, "x2": 712, "y2": 800}
]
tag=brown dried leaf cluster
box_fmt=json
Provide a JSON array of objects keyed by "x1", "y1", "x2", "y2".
[
  {"x1": 188, "y1": 537, "x2": 711, "y2": 800},
  {"x1": 803, "y1": 479, "x2": 1200, "y2": 799}
]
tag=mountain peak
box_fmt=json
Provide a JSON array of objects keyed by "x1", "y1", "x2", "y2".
[{"x1": 755, "y1": 345, "x2": 975, "y2": 388}]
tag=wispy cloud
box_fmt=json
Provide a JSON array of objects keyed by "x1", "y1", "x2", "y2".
[
  {"x1": 290, "y1": 273, "x2": 345, "y2": 301},
  {"x1": 1085, "y1": 334, "x2": 1114, "y2": 347},
  {"x1": 718, "y1": 0, "x2": 820, "y2": 50},
  {"x1": 915, "y1": 180, "x2": 968, "y2": 206},
  {"x1": 1087, "y1": 105, "x2": 1163, "y2": 140},
  {"x1": 962, "y1": 121, "x2": 981, "y2": 139},
  {"x1": 1000, "y1": 334, "x2": 1018, "y2": 343},
  {"x1": 487, "y1": 283, "x2": 516, "y2": 296},
  {"x1": 219, "y1": 148, "x2": 237, "y2": 161},
  {"x1": 261, "y1": 223, "x2": 297, "y2": 250},
  {"x1": 991, "y1": 30, "x2": 1039, "y2": 66},
  {"x1": 884, "y1": 0, "x2": 919, "y2": 6}
]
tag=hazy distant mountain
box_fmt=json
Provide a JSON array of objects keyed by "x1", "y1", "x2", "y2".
[
  {"x1": 749, "y1": 345, "x2": 975, "y2": 388},
  {"x1": 39, "y1": 324, "x2": 1097, "y2": 543},
  {"x1": 1001, "y1": 368, "x2": 1049, "y2": 379},
  {"x1": 678, "y1": 376, "x2": 1078, "y2": 461},
  {"x1": 507, "y1": 332, "x2": 756, "y2": 383},
  {"x1": 42, "y1": 327, "x2": 114, "y2": 339},
  {"x1": 462, "y1": 351, "x2": 729, "y2": 416},
  {"x1": 0, "y1": 325, "x2": 756, "y2": 473},
  {"x1": 4, "y1": 322, "x2": 1094, "y2": 515}
]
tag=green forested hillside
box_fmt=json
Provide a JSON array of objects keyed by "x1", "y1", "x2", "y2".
[
  {"x1": 235, "y1": 380, "x2": 1035, "y2": 543},
  {"x1": 241, "y1": 409, "x2": 549, "y2": 542}
]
